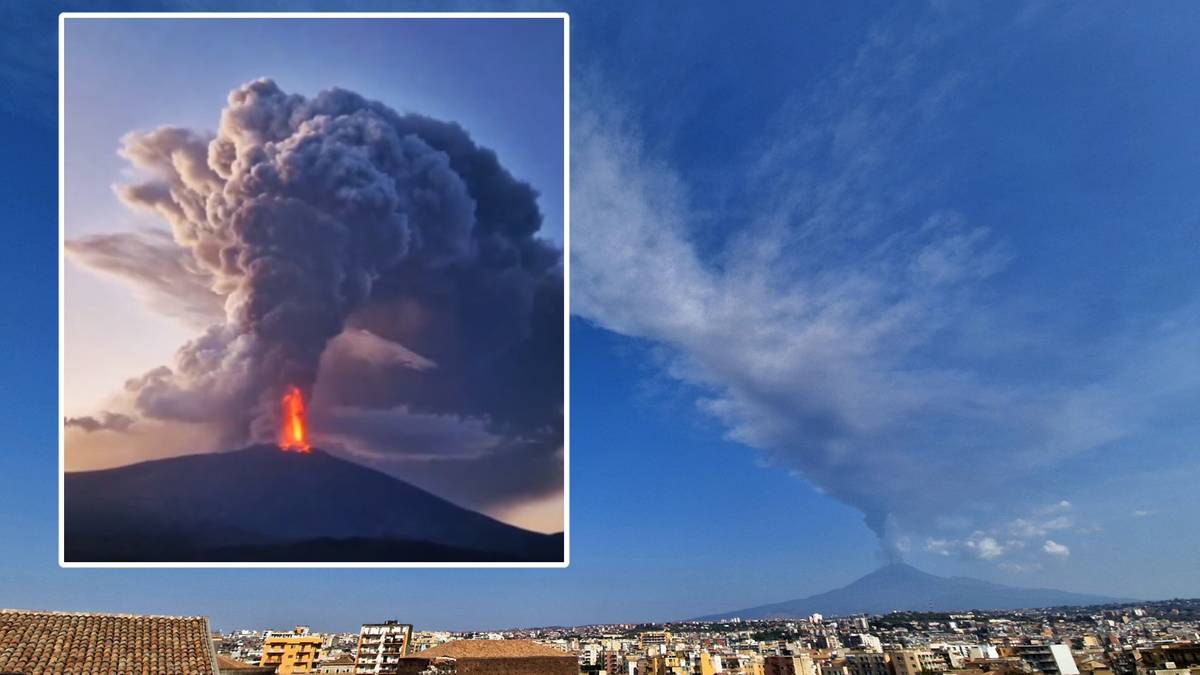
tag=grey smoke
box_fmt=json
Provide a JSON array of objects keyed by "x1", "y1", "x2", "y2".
[
  {"x1": 568, "y1": 12, "x2": 1200, "y2": 563},
  {"x1": 65, "y1": 229, "x2": 223, "y2": 328},
  {"x1": 64, "y1": 412, "x2": 135, "y2": 434}
]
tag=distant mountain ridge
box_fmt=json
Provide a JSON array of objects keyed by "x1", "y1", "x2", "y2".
[
  {"x1": 695, "y1": 563, "x2": 1128, "y2": 620},
  {"x1": 64, "y1": 445, "x2": 562, "y2": 563}
]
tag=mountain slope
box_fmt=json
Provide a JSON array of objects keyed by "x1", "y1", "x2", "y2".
[
  {"x1": 64, "y1": 445, "x2": 562, "y2": 563},
  {"x1": 696, "y1": 563, "x2": 1126, "y2": 619}
]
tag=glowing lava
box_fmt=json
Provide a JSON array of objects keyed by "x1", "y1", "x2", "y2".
[{"x1": 279, "y1": 386, "x2": 310, "y2": 452}]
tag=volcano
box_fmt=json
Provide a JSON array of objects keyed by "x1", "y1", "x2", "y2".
[
  {"x1": 693, "y1": 563, "x2": 1128, "y2": 619},
  {"x1": 64, "y1": 445, "x2": 563, "y2": 563}
]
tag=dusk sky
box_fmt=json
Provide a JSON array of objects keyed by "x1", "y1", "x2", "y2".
[{"x1": 2, "y1": 1, "x2": 1200, "y2": 632}]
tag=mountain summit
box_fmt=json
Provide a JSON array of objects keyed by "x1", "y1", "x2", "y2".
[
  {"x1": 64, "y1": 445, "x2": 562, "y2": 563},
  {"x1": 695, "y1": 562, "x2": 1126, "y2": 619}
]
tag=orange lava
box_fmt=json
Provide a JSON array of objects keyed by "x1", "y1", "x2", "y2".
[{"x1": 279, "y1": 386, "x2": 310, "y2": 452}]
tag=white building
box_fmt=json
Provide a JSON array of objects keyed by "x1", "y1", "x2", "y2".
[
  {"x1": 968, "y1": 645, "x2": 1000, "y2": 660},
  {"x1": 1005, "y1": 644, "x2": 1080, "y2": 675},
  {"x1": 354, "y1": 621, "x2": 413, "y2": 675}
]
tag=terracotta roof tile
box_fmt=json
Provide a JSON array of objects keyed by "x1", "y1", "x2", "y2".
[
  {"x1": 214, "y1": 653, "x2": 275, "y2": 672},
  {"x1": 0, "y1": 609, "x2": 219, "y2": 675},
  {"x1": 418, "y1": 639, "x2": 573, "y2": 659}
]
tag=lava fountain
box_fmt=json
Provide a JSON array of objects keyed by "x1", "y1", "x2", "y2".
[{"x1": 279, "y1": 386, "x2": 310, "y2": 452}]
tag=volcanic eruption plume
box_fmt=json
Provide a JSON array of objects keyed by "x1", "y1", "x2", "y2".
[{"x1": 76, "y1": 78, "x2": 563, "y2": 455}]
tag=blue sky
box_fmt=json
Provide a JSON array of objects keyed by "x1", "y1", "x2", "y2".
[{"x1": 2, "y1": 1, "x2": 1200, "y2": 632}]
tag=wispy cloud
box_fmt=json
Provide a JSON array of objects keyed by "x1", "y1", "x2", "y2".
[
  {"x1": 63, "y1": 411, "x2": 135, "y2": 434},
  {"x1": 1008, "y1": 501, "x2": 1074, "y2": 539},
  {"x1": 922, "y1": 501, "x2": 1074, "y2": 565},
  {"x1": 571, "y1": 4, "x2": 1200, "y2": 560},
  {"x1": 66, "y1": 229, "x2": 224, "y2": 329}
]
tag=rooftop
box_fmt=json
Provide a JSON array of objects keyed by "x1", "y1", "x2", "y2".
[
  {"x1": 215, "y1": 654, "x2": 274, "y2": 673},
  {"x1": 419, "y1": 639, "x2": 573, "y2": 659},
  {"x1": 0, "y1": 608, "x2": 218, "y2": 674}
]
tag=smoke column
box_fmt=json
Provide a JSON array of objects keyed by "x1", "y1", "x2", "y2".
[{"x1": 107, "y1": 78, "x2": 560, "y2": 444}]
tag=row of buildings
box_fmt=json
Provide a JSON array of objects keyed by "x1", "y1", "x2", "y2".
[
  {"x1": 606, "y1": 642, "x2": 1083, "y2": 675},
  {"x1": 2, "y1": 600, "x2": 1198, "y2": 675},
  {"x1": 220, "y1": 621, "x2": 578, "y2": 675},
  {"x1": 249, "y1": 622, "x2": 415, "y2": 674},
  {"x1": 212, "y1": 601, "x2": 1200, "y2": 675},
  {"x1": 549, "y1": 601, "x2": 1200, "y2": 675},
  {"x1": 569, "y1": 637, "x2": 1084, "y2": 675},
  {"x1": 0, "y1": 610, "x2": 574, "y2": 675}
]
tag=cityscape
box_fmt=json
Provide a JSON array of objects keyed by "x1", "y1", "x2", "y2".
[
  {"x1": 211, "y1": 599, "x2": 1200, "y2": 675},
  {"x1": 4, "y1": 599, "x2": 1199, "y2": 675}
]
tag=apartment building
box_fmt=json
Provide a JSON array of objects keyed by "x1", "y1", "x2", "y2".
[
  {"x1": 260, "y1": 626, "x2": 323, "y2": 675},
  {"x1": 354, "y1": 620, "x2": 413, "y2": 674}
]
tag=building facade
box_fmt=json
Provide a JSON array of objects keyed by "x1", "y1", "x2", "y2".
[
  {"x1": 393, "y1": 639, "x2": 576, "y2": 675},
  {"x1": 845, "y1": 651, "x2": 890, "y2": 675},
  {"x1": 1001, "y1": 644, "x2": 1081, "y2": 675},
  {"x1": 355, "y1": 621, "x2": 414, "y2": 674},
  {"x1": 640, "y1": 630, "x2": 673, "y2": 653},
  {"x1": 890, "y1": 649, "x2": 946, "y2": 675},
  {"x1": 261, "y1": 626, "x2": 323, "y2": 674},
  {"x1": 766, "y1": 655, "x2": 802, "y2": 675}
]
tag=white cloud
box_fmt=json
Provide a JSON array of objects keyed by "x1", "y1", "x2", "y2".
[
  {"x1": 966, "y1": 534, "x2": 1007, "y2": 560},
  {"x1": 1007, "y1": 506, "x2": 1074, "y2": 538},
  {"x1": 1131, "y1": 509, "x2": 1157, "y2": 518},
  {"x1": 923, "y1": 502, "x2": 1083, "y2": 567},
  {"x1": 1043, "y1": 540, "x2": 1071, "y2": 558},
  {"x1": 954, "y1": 532, "x2": 1019, "y2": 561},
  {"x1": 925, "y1": 538, "x2": 954, "y2": 556},
  {"x1": 1038, "y1": 500, "x2": 1073, "y2": 514}
]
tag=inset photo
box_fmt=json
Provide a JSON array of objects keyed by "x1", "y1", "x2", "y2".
[{"x1": 60, "y1": 13, "x2": 567, "y2": 566}]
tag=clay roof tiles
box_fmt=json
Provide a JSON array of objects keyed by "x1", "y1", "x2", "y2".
[
  {"x1": 418, "y1": 639, "x2": 572, "y2": 659},
  {"x1": 0, "y1": 609, "x2": 219, "y2": 675}
]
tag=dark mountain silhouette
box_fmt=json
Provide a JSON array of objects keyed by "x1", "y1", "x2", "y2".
[
  {"x1": 695, "y1": 563, "x2": 1127, "y2": 619},
  {"x1": 64, "y1": 445, "x2": 562, "y2": 563}
]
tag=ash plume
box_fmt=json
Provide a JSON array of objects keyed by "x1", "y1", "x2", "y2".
[
  {"x1": 569, "y1": 11, "x2": 1200, "y2": 563},
  {"x1": 74, "y1": 78, "x2": 562, "y2": 454}
]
